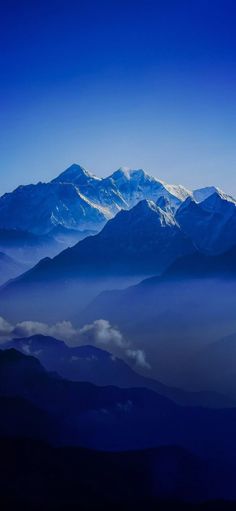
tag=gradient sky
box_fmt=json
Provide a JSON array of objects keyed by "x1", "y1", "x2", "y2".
[{"x1": 0, "y1": 0, "x2": 236, "y2": 195}]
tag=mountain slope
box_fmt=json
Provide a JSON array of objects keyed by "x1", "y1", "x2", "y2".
[
  {"x1": 0, "y1": 180, "x2": 108, "y2": 235},
  {"x1": 0, "y1": 252, "x2": 27, "y2": 285},
  {"x1": 163, "y1": 244, "x2": 236, "y2": 278}
]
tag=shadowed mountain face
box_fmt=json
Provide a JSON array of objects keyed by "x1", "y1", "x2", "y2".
[
  {"x1": 4, "y1": 334, "x2": 233, "y2": 408},
  {"x1": 176, "y1": 190, "x2": 236, "y2": 254},
  {"x1": 34, "y1": 199, "x2": 194, "y2": 277},
  {"x1": 158, "y1": 244, "x2": 236, "y2": 278}
]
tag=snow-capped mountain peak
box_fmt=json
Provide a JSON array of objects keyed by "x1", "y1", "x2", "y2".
[
  {"x1": 200, "y1": 189, "x2": 236, "y2": 214},
  {"x1": 108, "y1": 167, "x2": 148, "y2": 182},
  {"x1": 193, "y1": 186, "x2": 222, "y2": 203},
  {"x1": 52, "y1": 163, "x2": 101, "y2": 185},
  {"x1": 0, "y1": 163, "x2": 232, "y2": 243},
  {"x1": 106, "y1": 168, "x2": 192, "y2": 212},
  {"x1": 176, "y1": 188, "x2": 236, "y2": 254}
]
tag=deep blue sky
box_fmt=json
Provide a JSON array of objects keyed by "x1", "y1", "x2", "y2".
[{"x1": 0, "y1": 0, "x2": 236, "y2": 194}]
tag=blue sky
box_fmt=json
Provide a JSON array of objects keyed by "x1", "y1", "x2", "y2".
[{"x1": 0, "y1": 0, "x2": 236, "y2": 194}]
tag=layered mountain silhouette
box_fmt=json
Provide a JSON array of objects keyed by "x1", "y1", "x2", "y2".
[
  {"x1": 1, "y1": 165, "x2": 236, "y2": 399},
  {"x1": 160, "y1": 244, "x2": 236, "y2": 278},
  {"x1": 85, "y1": 243, "x2": 236, "y2": 322},
  {"x1": 83, "y1": 245, "x2": 236, "y2": 391},
  {"x1": 2, "y1": 192, "x2": 236, "y2": 322},
  {"x1": 0, "y1": 163, "x2": 234, "y2": 277},
  {"x1": 21, "y1": 199, "x2": 194, "y2": 277},
  {"x1": 1, "y1": 348, "x2": 236, "y2": 457},
  {"x1": 4, "y1": 334, "x2": 233, "y2": 408},
  {"x1": 0, "y1": 227, "x2": 66, "y2": 266},
  {"x1": 0, "y1": 199, "x2": 195, "y2": 320},
  {"x1": 1, "y1": 164, "x2": 235, "y2": 311}
]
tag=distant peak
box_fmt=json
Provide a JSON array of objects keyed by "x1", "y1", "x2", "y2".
[
  {"x1": 110, "y1": 167, "x2": 147, "y2": 181},
  {"x1": 192, "y1": 186, "x2": 224, "y2": 203},
  {"x1": 175, "y1": 196, "x2": 200, "y2": 218},
  {"x1": 117, "y1": 166, "x2": 132, "y2": 174},
  {"x1": 52, "y1": 164, "x2": 101, "y2": 184}
]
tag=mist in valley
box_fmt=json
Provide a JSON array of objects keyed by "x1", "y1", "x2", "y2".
[{"x1": 1, "y1": 271, "x2": 236, "y2": 402}]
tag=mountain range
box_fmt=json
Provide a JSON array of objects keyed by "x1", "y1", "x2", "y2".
[
  {"x1": 1, "y1": 164, "x2": 236, "y2": 509},
  {"x1": 0, "y1": 198, "x2": 196, "y2": 320},
  {"x1": 0, "y1": 163, "x2": 235, "y2": 287},
  {"x1": 1, "y1": 191, "x2": 236, "y2": 321},
  {"x1": 0, "y1": 164, "x2": 193, "y2": 237},
  {"x1": 1, "y1": 163, "x2": 236, "y2": 326}
]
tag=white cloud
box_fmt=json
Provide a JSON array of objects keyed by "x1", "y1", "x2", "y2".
[
  {"x1": 80, "y1": 319, "x2": 125, "y2": 348},
  {"x1": 0, "y1": 316, "x2": 150, "y2": 370},
  {"x1": 126, "y1": 349, "x2": 151, "y2": 370}
]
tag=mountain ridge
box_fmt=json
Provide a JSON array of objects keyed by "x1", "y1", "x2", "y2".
[{"x1": 0, "y1": 163, "x2": 222, "y2": 238}]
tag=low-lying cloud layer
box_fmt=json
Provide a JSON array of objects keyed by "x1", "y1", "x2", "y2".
[{"x1": 0, "y1": 316, "x2": 150, "y2": 370}]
